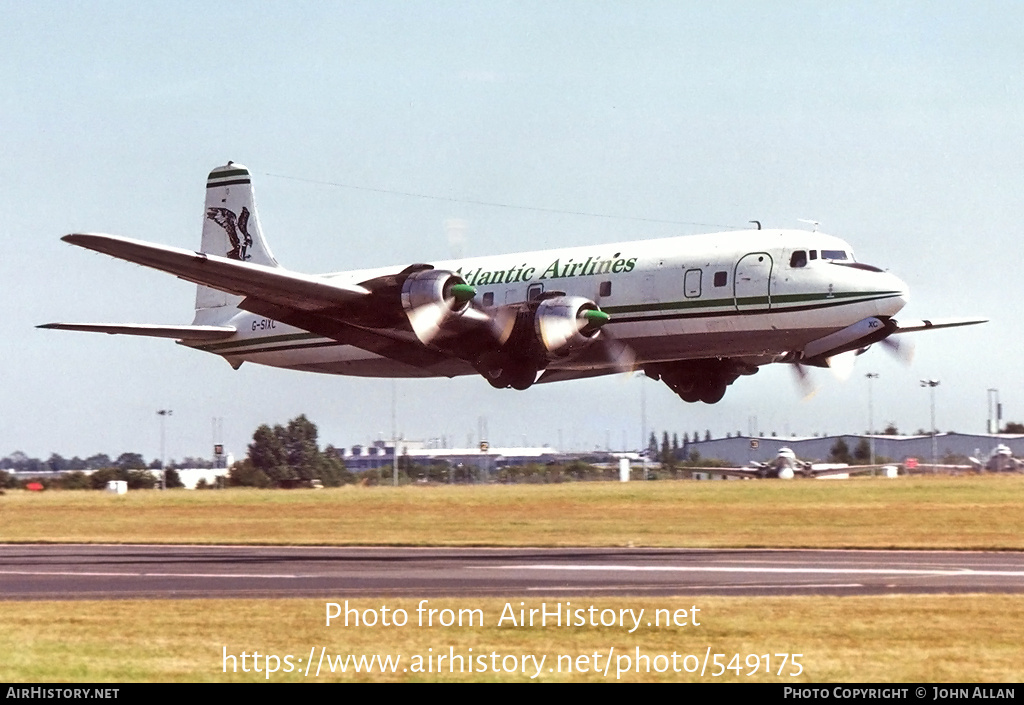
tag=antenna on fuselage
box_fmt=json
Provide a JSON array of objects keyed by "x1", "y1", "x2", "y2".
[
  {"x1": 798, "y1": 219, "x2": 820, "y2": 232},
  {"x1": 749, "y1": 220, "x2": 761, "y2": 230}
]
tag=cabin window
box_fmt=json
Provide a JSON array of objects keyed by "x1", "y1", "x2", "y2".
[
  {"x1": 821, "y1": 249, "x2": 848, "y2": 261},
  {"x1": 789, "y1": 250, "x2": 807, "y2": 268},
  {"x1": 684, "y1": 269, "x2": 702, "y2": 298},
  {"x1": 599, "y1": 281, "x2": 612, "y2": 297},
  {"x1": 713, "y1": 271, "x2": 728, "y2": 287},
  {"x1": 527, "y1": 283, "x2": 544, "y2": 301},
  {"x1": 482, "y1": 292, "x2": 494, "y2": 307}
]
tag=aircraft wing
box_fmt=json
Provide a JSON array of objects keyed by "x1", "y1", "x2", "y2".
[
  {"x1": 237, "y1": 298, "x2": 470, "y2": 375},
  {"x1": 805, "y1": 464, "x2": 899, "y2": 478},
  {"x1": 58, "y1": 233, "x2": 496, "y2": 374},
  {"x1": 684, "y1": 463, "x2": 902, "y2": 479},
  {"x1": 37, "y1": 323, "x2": 235, "y2": 341},
  {"x1": 62, "y1": 233, "x2": 371, "y2": 311},
  {"x1": 889, "y1": 317, "x2": 988, "y2": 334},
  {"x1": 684, "y1": 466, "x2": 769, "y2": 479}
]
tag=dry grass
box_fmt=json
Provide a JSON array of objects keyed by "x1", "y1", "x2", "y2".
[
  {"x1": 2, "y1": 475, "x2": 1024, "y2": 549},
  {"x1": 1, "y1": 595, "x2": 1021, "y2": 682},
  {"x1": 4, "y1": 478, "x2": 1023, "y2": 682}
]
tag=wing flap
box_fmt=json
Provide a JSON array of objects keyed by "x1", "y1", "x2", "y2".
[
  {"x1": 37, "y1": 323, "x2": 236, "y2": 341},
  {"x1": 238, "y1": 298, "x2": 463, "y2": 374},
  {"x1": 63, "y1": 233, "x2": 370, "y2": 311}
]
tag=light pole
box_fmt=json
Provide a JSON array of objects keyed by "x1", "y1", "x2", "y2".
[
  {"x1": 920, "y1": 380, "x2": 940, "y2": 471},
  {"x1": 640, "y1": 375, "x2": 647, "y2": 482},
  {"x1": 391, "y1": 379, "x2": 398, "y2": 487},
  {"x1": 987, "y1": 388, "x2": 1001, "y2": 434},
  {"x1": 865, "y1": 373, "x2": 879, "y2": 465},
  {"x1": 157, "y1": 409, "x2": 172, "y2": 489}
]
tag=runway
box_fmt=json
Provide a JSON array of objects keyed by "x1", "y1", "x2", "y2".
[{"x1": 3, "y1": 544, "x2": 1024, "y2": 600}]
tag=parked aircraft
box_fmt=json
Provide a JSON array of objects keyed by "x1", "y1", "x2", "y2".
[
  {"x1": 970, "y1": 444, "x2": 1024, "y2": 472},
  {"x1": 41, "y1": 163, "x2": 985, "y2": 404},
  {"x1": 688, "y1": 447, "x2": 900, "y2": 480}
]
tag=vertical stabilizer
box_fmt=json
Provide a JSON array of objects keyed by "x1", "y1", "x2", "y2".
[{"x1": 196, "y1": 162, "x2": 279, "y2": 311}]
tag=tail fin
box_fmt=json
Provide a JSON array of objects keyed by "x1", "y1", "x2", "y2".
[{"x1": 196, "y1": 162, "x2": 279, "y2": 311}]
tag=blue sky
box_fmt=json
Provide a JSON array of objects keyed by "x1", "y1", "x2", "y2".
[{"x1": 2, "y1": 2, "x2": 1021, "y2": 462}]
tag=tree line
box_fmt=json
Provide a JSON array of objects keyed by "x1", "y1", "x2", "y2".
[
  {"x1": 0, "y1": 451, "x2": 217, "y2": 474},
  {"x1": 5, "y1": 418, "x2": 1024, "y2": 490}
]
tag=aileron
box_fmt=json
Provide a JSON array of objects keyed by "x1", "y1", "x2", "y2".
[{"x1": 37, "y1": 323, "x2": 236, "y2": 341}]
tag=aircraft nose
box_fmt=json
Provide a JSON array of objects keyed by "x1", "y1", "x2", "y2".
[{"x1": 886, "y1": 272, "x2": 910, "y2": 314}]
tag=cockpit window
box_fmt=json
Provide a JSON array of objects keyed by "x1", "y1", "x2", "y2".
[
  {"x1": 821, "y1": 250, "x2": 849, "y2": 261},
  {"x1": 789, "y1": 250, "x2": 807, "y2": 268},
  {"x1": 809, "y1": 250, "x2": 817, "y2": 260}
]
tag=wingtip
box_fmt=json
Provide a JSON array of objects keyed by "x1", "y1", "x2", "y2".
[{"x1": 62, "y1": 232, "x2": 101, "y2": 245}]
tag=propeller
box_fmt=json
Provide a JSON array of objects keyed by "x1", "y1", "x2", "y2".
[
  {"x1": 404, "y1": 276, "x2": 477, "y2": 344},
  {"x1": 589, "y1": 288, "x2": 637, "y2": 376},
  {"x1": 594, "y1": 332, "x2": 637, "y2": 376},
  {"x1": 788, "y1": 361, "x2": 818, "y2": 400},
  {"x1": 535, "y1": 301, "x2": 609, "y2": 353},
  {"x1": 788, "y1": 326, "x2": 915, "y2": 399},
  {"x1": 826, "y1": 349, "x2": 858, "y2": 381},
  {"x1": 880, "y1": 335, "x2": 915, "y2": 364},
  {"x1": 841, "y1": 333, "x2": 915, "y2": 367}
]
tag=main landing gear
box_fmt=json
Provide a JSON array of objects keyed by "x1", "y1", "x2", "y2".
[
  {"x1": 476, "y1": 353, "x2": 538, "y2": 390},
  {"x1": 645, "y1": 359, "x2": 755, "y2": 405}
]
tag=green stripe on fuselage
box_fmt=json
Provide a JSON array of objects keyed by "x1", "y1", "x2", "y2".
[
  {"x1": 193, "y1": 331, "x2": 320, "y2": 354},
  {"x1": 189, "y1": 292, "x2": 899, "y2": 358},
  {"x1": 601, "y1": 290, "x2": 901, "y2": 316}
]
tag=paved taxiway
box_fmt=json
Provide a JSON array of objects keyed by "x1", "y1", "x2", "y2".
[{"x1": 3, "y1": 545, "x2": 1024, "y2": 600}]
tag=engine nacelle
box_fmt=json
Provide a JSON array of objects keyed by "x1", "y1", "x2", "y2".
[
  {"x1": 801, "y1": 316, "x2": 891, "y2": 365},
  {"x1": 533, "y1": 296, "x2": 609, "y2": 358},
  {"x1": 400, "y1": 269, "x2": 475, "y2": 343}
]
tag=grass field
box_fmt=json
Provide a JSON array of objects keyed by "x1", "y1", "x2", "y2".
[
  {"x1": 2, "y1": 595, "x2": 1022, "y2": 682},
  {"x1": 2, "y1": 474, "x2": 1024, "y2": 548},
  {"x1": 3, "y1": 475, "x2": 1023, "y2": 682}
]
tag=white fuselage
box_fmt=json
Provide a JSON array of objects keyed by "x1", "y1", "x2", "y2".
[{"x1": 187, "y1": 228, "x2": 909, "y2": 379}]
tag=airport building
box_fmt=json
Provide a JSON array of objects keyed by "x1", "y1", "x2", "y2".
[
  {"x1": 6, "y1": 433, "x2": 1021, "y2": 488},
  {"x1": 680, "y1": 432, "x2": 1024, "y2": 466},
  {"x1": 338, "y1": 439, "x2": 561, "y2": 472}
]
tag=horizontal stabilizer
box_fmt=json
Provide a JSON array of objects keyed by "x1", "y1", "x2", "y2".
[
  {"x1": 38, "y1": 323, "x2": 236, "y2": 341},
  {"x1": 62, "y1": 233, "x2": 370, "y2": 311},
  {"x1": 889, "y1": 317, "x2": 988, "y2": 334}
]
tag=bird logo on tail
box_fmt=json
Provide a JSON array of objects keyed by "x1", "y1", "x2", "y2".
[{"x1": 206, "y1": 206, "x2": 253, "y2": 261}]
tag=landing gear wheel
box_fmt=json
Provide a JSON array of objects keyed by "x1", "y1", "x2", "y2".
[
  {"x1": 508, "y1": 365, "x2": 537, "y2": 390},
  {"x1": 679, "y1": 388, "x2": 701, "y2": 403},
  {"x1": 698, "y1": 380, "x2": 727, "y2": 404},
  {"x1": 484, "y1": 370, "x2": 510, "y2": 389},
  {"x1": 664, "y1": 374, "x2": 701, "y2": 403},
  {"x1": 478, "y1": 355, "x2": 536, "y2": 390}
]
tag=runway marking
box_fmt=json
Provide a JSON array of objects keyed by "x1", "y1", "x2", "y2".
[
  {"x1": 530, "y1": 583, "x2": 866, "y2": 591},
  {"x1": 0, "y1": 570, "x2": 299, "y2": 579},
  {"x1": 495, "y1": 564, "x2": 1024, "y2": 578}
]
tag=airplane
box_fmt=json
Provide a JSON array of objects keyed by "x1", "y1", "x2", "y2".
[
  {"x1": 687, "y1": 447, "x2": 900, "y2": 480},
  {"x1": 40, "y1": 162, "x2": 987, "y2": 404},
  {"x1": 970, "y1": 444, "x2": 1024, "y2": 473}
]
